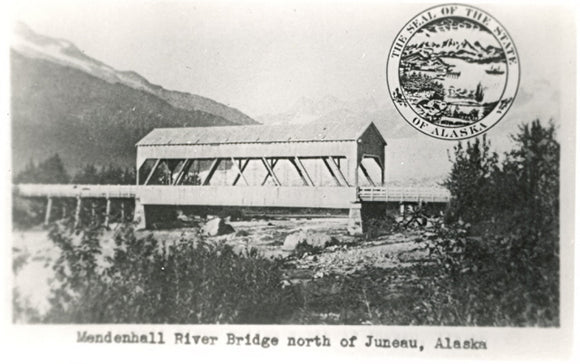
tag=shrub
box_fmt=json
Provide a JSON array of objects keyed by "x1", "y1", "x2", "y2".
[
  {"x1": 443, "y1": 134, "x2": 499, "y2": 223},
  {"x1": 12, "y1": 195, "x2": 46, "y2": 228},
  {"x1": 15, "y1": 154, "x2": 69, "y2": 184},
  {"x1": 273, "y1": 120, "x2": 560, "y2": 326},
  {"x1": 43, "y1": 223, "x2": 300, "y2": 324},
  {"x1": 437, "y1": 119, "x2": 560, "y2": 326}
]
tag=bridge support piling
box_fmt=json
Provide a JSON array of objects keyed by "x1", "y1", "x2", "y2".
[
  {"x1": 104, "y1": 198, "x2": 111, "y2": 226},
  {"x1": 134, "y1": 198, "x2": 146, "y2": 230},
  {"x1": 347, "y1": 203, "x2": 363, "y2": 235},
  {"x1": 121, "y1": 201, "x2": 126, "y2": 222},
  {"x1": 44, "y1": 197, "x2": 53, "y2": 225},
  {"x1": 74, "y1": 197, "x2": 82, "y2": 228}
]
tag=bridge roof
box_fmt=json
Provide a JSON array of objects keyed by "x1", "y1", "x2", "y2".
[{"x1": 137, "y1": 120, "x2": 384, "y2": 146}]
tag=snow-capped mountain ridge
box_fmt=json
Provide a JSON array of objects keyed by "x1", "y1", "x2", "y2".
[
  {"x1": 404, "y1": 38, "x2": 504, "y2": 63},
  {"x1": 11, "y1": 22, "x2": 258, "y2": 125}
]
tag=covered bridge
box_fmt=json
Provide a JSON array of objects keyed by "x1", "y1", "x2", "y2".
[
  {"x1": 133, "y1": 120, "x2": 388, "y2": 230},
  {"x1": 136, "y1": 120, "x2": 387, "y2": 190},
  {"x1": 15, "y1": 120, "x2": 451, "y2": 231}
]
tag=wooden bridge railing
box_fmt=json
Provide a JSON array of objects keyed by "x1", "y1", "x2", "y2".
[
  {"x1": 358, "y1": 186, "x2": 450, "y2": 203},
  {"x1": 15, "y1": 184, "x2": 451, "y2": 204},
  {"x1": 16, "y1": 184, "x2": 138, "y2": 198}
]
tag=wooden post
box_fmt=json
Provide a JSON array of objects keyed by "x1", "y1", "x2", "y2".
[
  {"x1": 74, "y1": 197, "x2": 82, "y2": 228},
  {"x1": 231, "y1": 158, "x2": 249, "y2": 186},
  {"x1": 331, "y1": 157, "x2": 350, "y2": 186},
  {"x1": 359, "y1": 161, "x2": 376, "y2": 187},
  {"x1": 144, "y1": 159, "x2": 161, "y2": 185},
  {"x1": 381, "y1": 158, "x2": 386, "y2": 187},
  {"x1": 173, "y1": 159, "x2": 191, "y2": 185},
  {"x1": 261, "y1": 157, "x2": 281, "y2": 186},
  {"x1": 104, "y1": 198, "x2": 111, "y2": 226},
  {"x1": 232, "y1": 158, "x2": 250, "y2": 186},
  {"x1": 120, "y1": 201, "x2": 126, "y2": 222},
  {"x1": 261, "y1": 159, "x2": 280, "y2": 185},
  {"x1": 323, "y1": 157, "x2": 350, "y2": 187},
  {"x1": 203, "y1": 158, "x2": 221, "y2": 185},
  {"x1": 44, "y1": 197, "x2": 53, "y2": 225},
  {"x1": 322, "y1": 157, "x2": 341, "y2": 186},
  {"x1": 353, "y1": 152, "x2": 360, "y2": 188},
  {"x1": 291, "y1": 157, "x2": 313, "y2": 186}
]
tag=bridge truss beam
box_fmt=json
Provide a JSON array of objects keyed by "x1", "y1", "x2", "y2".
[{"x1": 137, "y1": 156, "x2": 362, "y2": 188}]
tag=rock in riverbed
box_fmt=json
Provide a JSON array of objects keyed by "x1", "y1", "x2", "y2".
[
  {"x1": 282, "y1": 230, "x2": 335, "y2": 251},
  {"x1": 202, "y1": 217, "x2": 235, "y2": 236}
]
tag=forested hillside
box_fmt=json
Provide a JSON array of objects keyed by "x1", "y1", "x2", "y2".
[{"x1": 11, "y1": 52, "x2": 233, "y2": 171}]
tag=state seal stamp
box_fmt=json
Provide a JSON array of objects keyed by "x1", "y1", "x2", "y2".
[{"x1": 387, "y1": 4, "x2": 520, "y2": 140}]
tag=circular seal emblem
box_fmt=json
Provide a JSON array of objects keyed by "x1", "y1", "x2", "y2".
[{"x1": 387, "y1": 4, "x2": 519, "y2": 140}]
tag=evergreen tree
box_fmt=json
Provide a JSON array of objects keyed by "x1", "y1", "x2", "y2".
[
  {"x1": 444, "y1": 119, "x2": 559, "y2": 232},
  {"x1": 98, "y1": 164, "x2": 123, "y2": 184},
  {"x1": 17, "y1": 154, "x2": 70, "y2": 184},
  {"x1": 38, "y1": 154, "x2": 69, "y2": 183},
  {"x1": 500, "y1": 119, "x2": 559, "y2": 231},
  {"x1": 444, "y1": 135, "x2": 499, "y2": 222},
  {"x1": 14, "y1": 159, "x2": 38, "y2": 183},
  {"x1": 122, "y1": 167, "x2": 136, "y2": 185},
  {"x1": 73, "y1": 164, "x2": 99, "y2": 184}
]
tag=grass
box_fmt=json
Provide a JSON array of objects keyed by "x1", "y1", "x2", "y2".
[{"x1": 288, "y1": 257, "x2": 558, "y2": 326}]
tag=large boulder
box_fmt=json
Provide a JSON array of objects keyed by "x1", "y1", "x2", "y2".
[
  {"x1": 282, "y1": 230, "x2": 335, "y2": 251},
  {"x1": 202, "y1": 217, "x2": 235, "y2": 236},
  {"x1": 282, "y1": 231, "x2": 307, "y2": 251}
]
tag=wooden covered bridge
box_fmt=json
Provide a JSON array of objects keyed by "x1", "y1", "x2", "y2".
[{"x1": 16, "y1": 120, "x2": 450, "y2": 232}]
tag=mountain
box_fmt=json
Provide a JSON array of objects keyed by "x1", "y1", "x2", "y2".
[
  {"x1": 403, "y1": 38, "x2": 504, "y2": 64},
  {"x1": 12, "y1": 22, "x2": 258, "y2": 126},
  {"x1": 401, "y1": 51, "x2": 451, "y2": 72},
  {"x1": 11, "y1": 51, "x2": 236, "y2": 170},
  {"x1": 10, "y1": 23, "x2": 258, "y2": 172}
]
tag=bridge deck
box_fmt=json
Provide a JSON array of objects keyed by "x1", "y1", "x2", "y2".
[{"x1": 15, "y1": 184, "x2": 450, "y2": 207}]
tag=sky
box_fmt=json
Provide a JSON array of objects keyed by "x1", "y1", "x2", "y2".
[{"x1": 9, "y1": 0, "x2": 571, "y2": 120}]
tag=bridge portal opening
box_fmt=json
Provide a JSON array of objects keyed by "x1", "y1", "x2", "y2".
[{"x1": 358, "y1": 155, "x2": 384, "y2": 187}]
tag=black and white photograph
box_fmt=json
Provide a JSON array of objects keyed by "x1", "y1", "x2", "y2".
[{"x1": 1, "y1": 0, "x2": 576, "y2": 361}]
